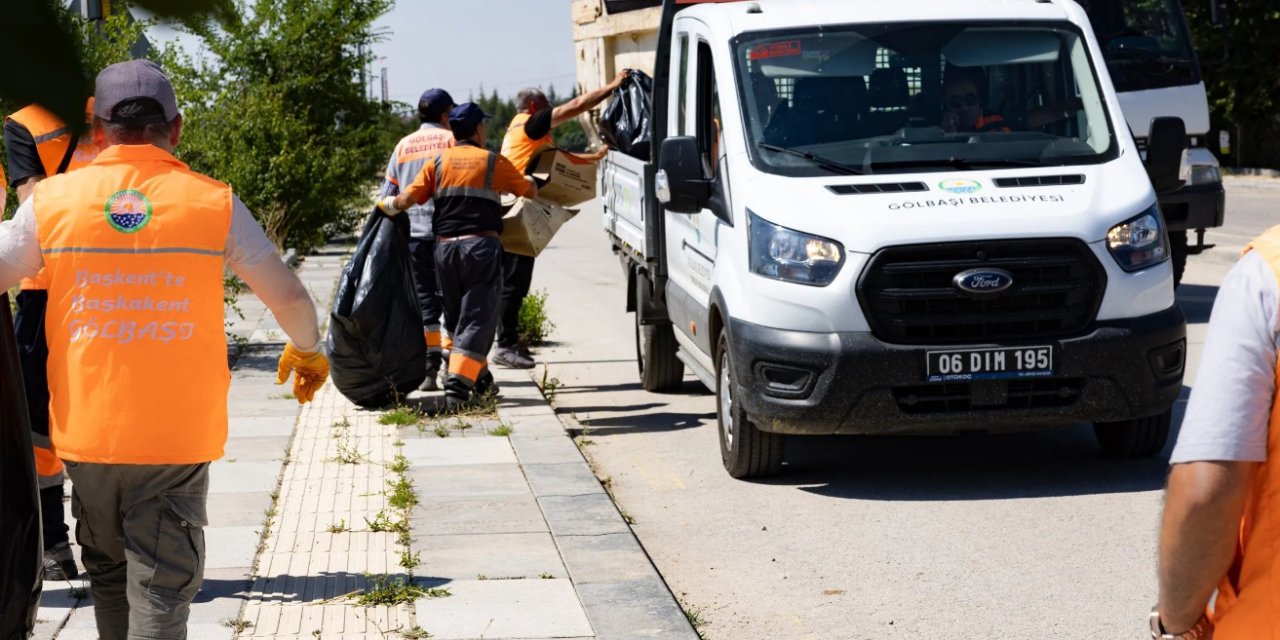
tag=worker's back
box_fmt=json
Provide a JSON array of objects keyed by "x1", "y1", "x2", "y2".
[{"x1": 33, "y1": 143, "x2": 233, "y2": 465}]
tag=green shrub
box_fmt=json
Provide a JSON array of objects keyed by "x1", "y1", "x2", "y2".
[{"x1": 517, "y1": 289, "x2": 556, "y2": 347}]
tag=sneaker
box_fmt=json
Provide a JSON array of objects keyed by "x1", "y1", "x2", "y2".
[
  {"x1": 492, "y1": 347, "x2": 535, "y2": 369},
  {"x1": 43, "y1": 541, "x2": 78, "y2": 581}
]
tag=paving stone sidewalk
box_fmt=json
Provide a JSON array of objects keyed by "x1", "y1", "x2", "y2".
[{"x1": 32, "y1": 240, "x2": 696, "y2": 640}]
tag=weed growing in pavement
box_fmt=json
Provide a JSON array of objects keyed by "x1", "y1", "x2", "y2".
[
  {"x1": 488, "y1": 424, "x2": 513, "y2": 437},
  {"x1": 387, "y1": 477, "x2": 417, "y2": 509},
  {"x1": 444, "y1": 389, "x2": 499, "y2": 418},
  {"x1": 272, "y1": 393, "x2": 296, "y2": 401},
  {"x1": 433, "y1": 425, "x2": 450, "y2": 438},
  {"x1": 223, "y1": 617, "x2": 254, "y2": 633},
  {"x1": 451, "y1": 418, "x2": 473, "y2": 432},
  {"x1": 399, "y1": 625, "x2": 432, "y2": 639},
  {"x1": 333, "y1": 416, "x2": 351, "y2": 429},
  {"x1": 517, "y1": 289, "x2": 556, "y2": 347},
  {"x1": 365, "y1": 511, "x2": 408, "y2": 534},
  {"x1": 334, "y1": 439, "x2": 366, "y2": 465},
  {"x1": 396, "y1": 529, "x2": 412, "y2": 547},
  {"x1": 620, "y1": 510, "x2": 637, "y2": 525},
  {"x1": 398, "y1": 550, "x2": 420, "y2": 571},
  {"x1": 379, "y1": 405, "x2": 422, "y2": 426},
  {"x1": 393, "y1": 439, "x2": 405, "y2": 447},
  {"x1": 386, "y1": 454, "x2": 410, "y2": 474},
  {"x1": 356, "y1": 574, "x2": 426, "y2": 606},
  {"x1": 424, "y1": 587, "x2": 451, "y2": 598},
  {"x1": 476, "y1": 574, "x2": 488, "y2": 580},
  {"x1": 540, "y1": 369, "x2": 561, "y2": 403},
  {"x1": 540, "y1": 572, "x2": 555, "y2": 579},
  {"x1": 679, "y1": 595, "x2": 709, "y2": 639},
  {"x1": 576, "y1": 426, "x2": 595, "y2": 447},
  {"x1": 326, "y1": 519, "x2": 348, "y2": 534}
]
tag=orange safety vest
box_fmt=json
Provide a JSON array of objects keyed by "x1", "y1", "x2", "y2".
[
  {"x1": 33, "y1": 144, "x2": 233, "y2": 465},
  {"x1": 7, "y1": 104, "x2": 99, "y2": 291},
  {"x1": 1210, "y1": 227, "x2": 1280, "y2": 638},
  {"x1": 501, "y1": 112, "x2": 554, "y2": 174}
]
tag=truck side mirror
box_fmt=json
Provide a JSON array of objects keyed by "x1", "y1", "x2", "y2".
[
  {"x1": 1146, "y1": 117, "x2": 1187, "y2": 195},
  {"x1": 656, "y1": 136, "x2": 710, "y2": 214}
]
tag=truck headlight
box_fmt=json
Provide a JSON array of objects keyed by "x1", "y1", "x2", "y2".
[
  {"x1": 1188, "y1": 164, "x2": 1221, "y2": 185},
  {"x1": 748, "y1": 210, "x2": 844, "y2": 286},
  {"x1": 1106, "y1": 205, "x2": 1170, "y2": 272}
]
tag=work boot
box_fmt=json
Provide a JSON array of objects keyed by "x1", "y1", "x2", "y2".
[
  {"x1": 492, "y1": 347, "x2": 535, "y2": 369},
  {"x1": 43, "y1": 541, "x2": 78, "y2": 581},
  {"x1": 473, "y1": 370, "x2": 499, "y2": 398},
  {"x1": 420, "y1": 353, "x2": 443, "y2": 392}
]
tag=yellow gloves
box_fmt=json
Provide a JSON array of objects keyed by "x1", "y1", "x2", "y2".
[{"x1": 276, "y1": 342, "x2": 330, "y2": 404}]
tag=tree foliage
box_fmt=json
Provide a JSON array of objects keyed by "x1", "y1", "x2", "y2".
[
  {"x1": 1184, "y1": 0, "x2": 1280, "y2": 167},
  {"x1": 159, "y1": 0, "x2": 398, "y2": 250}
]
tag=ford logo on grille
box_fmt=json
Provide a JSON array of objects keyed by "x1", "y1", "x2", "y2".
[{"x1": 953, "y1": 268, "x2": 1015, "y2": 295}]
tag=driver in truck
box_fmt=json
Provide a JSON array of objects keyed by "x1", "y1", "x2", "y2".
[{"x1": 940, "y1": 69, "x2": 1010, "y2": 133}]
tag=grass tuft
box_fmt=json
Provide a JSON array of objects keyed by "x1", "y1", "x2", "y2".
[
  {"x1": 379, "y1": 406, "x2": 422, "y2": 426},
  {"x1": 488, "y1": 424, "x2": 513, "y2": 437},
  {"x1": 356, "y1": 574, "x2": 425, "y2": 606}
]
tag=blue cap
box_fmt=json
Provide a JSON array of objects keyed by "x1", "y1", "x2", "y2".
[
  {"x1": 418, "y1": 88, "x2": 455, "y2": 119},
  {"x1": 448, "y1": 102, "x2": 493, "y2": 131}
]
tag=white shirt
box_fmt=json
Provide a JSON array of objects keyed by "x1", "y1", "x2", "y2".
[{"x1": 1171, "y1": 250, "x2": 1279, "y2": 463}]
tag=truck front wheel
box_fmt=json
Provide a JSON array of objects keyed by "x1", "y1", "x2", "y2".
[
  {"x1": 634, "y1": 277, "x2": 683, "y2": 392},
  {"x1": 716, "y1": 333, "x2": 784, "y2": 478},
  {"x1": 1093, "y1": 409, "x2": 1172, "y2": 458}
]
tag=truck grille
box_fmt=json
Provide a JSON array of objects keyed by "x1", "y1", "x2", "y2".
[
  {"x1": 893, "y1": 379, "x2": 1085, "y2": 414},
  {"x1": 858, "y1": 239, "x2": 1106, "y2": 344}
]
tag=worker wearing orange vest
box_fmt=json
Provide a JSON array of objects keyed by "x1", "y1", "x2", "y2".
[
  {"x1": 1154, "y1": 227, "x2": 1280, "y2": 639},
  {"x1": 491, "y1": 74, "x2": 626, "y2": 370},
  {"x1": 0, "y1": 61, "x2": 328, "y2": 639},
  {"x1": 380, "y1": 103, "x2": 537, "y2": 409},
  {"x1": 5, "y1": 99, "x2": 99, "y2": 582},
  {"x1": 380, "y1": 88, "x2": 456, "y2": 391}
]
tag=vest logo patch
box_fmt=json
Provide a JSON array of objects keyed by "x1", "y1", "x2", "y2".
[{"x1": 104, "y1": 190, "x2": 152, "y2": 233}]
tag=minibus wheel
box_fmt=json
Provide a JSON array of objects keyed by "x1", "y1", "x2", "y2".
[{"x1": 716, "y1": 333, "x2": 784, "y2": 478}]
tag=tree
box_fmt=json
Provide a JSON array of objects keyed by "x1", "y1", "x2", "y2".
[
  {"x1": 159, "y1": 0, "x2": 396, "y2": 250},
  {"x1": 1184, "y1": 0, "x2": 1280, "y2": 168}
]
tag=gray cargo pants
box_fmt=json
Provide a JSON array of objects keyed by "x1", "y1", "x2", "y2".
[
  {"x1": 435, "y1": 235, "x2": 503, "y2": 399},
  {"x1": 65, "y1": 461, "x2": 210, "y2": 640}
]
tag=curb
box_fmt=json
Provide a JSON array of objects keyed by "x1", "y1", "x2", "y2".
[
  {"x1": 1223, "y1": 168, "x2": 1280, "y2": 179},
  {"x1": 490, "y1": 366, "x2": 701, "y2": 640}
]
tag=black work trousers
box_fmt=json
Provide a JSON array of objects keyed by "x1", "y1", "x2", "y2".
[
  {"x1": 15, "y1": 290, "x2": 69, "y2": 548},
  {"x1": 435, "y1": 236, "x2": 503, "y2": 398},
  {"x1": 497, "y1": 253, "x2": 535, "y2": 350},
  {"x1": 408, "y1": 236, "x2": 444, "y2": 367}
]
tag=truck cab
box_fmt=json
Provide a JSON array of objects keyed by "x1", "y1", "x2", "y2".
[{"x1": 600, "y1": 0, "x2": 1188, "y2": 478}]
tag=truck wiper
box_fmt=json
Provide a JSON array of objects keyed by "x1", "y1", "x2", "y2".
[
  {"x1": 869, "y1": 157, "x2": 1043, "y2": 171},
  {"x1": 757, "y1": 142, "x2": 864, "y2": 175}
]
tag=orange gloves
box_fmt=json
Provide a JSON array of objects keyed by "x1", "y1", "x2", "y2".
[{"x1": 276, "y1": 342, "x2": 330, "y2": 404}]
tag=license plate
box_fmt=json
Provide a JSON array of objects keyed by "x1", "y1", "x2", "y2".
[{"x1": 926, "y1": 346, "x2": 1054, "y2": 383}]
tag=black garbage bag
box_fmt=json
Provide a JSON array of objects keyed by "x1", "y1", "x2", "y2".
[
  {"x1": 599, "y1": 69, "x2": 654, "y2": 160},
  {"x1": 0, "y1": 292, "x2": 42, "y2": 639},
  {"x1": 327, "y1": 210, "x2": 426, "y2": 408}
]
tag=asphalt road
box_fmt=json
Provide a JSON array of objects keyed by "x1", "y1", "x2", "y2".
[{"x1": 526, "y1": 177, "x2": 1275, "y2": 639}]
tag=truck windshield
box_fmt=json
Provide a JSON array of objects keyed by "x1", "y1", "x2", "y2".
[
  {"x1": 734, "y1": 22, "x2": 1118, "y2": 177},
  {"x1": 1081, "y1": 0, "x2": 1201, "y2": 92}
]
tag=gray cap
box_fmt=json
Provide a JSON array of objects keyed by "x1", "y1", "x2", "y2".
[{"x1": 94, "y1": 60, "x2": 179, "y2": 124}]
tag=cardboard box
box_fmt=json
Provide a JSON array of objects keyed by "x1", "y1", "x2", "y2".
[
  {"x1": 500, "y1": 197, "x2": 579, "y2": 257},
  {"x1": 529, "y1": 148, "x2": 598, "y2": 207}
]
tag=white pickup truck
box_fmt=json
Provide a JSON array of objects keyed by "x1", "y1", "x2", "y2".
[{"x1": 592, "y1": 0, "x2": 1189, "y2": 478}]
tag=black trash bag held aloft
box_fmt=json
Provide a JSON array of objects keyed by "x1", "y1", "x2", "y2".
[
  {"x1": 328, "y1": 210, "x2": 426, "y2": 408},
  {"x1": 599, "y1": 69, "x2": 654, "y2": 160},
  {"x1": 0, "y1": 292, "x2": 42, "y2": 639}
]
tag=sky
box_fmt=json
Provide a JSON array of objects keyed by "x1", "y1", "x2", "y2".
[
  {"x1": 147, "y1": 1, "x2": 579, "y2": 105},
  {"x1": 368, "y1": 1, "x2": 579, "y2": 104}
]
